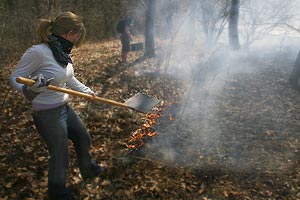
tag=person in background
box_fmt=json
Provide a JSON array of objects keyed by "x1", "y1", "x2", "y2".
[
  {"x1": 10, "y1": 12, "x2": 106, "y2": 200},
  {"x1": 117, "y1": 16, "x2": 133, "y2": 64}
]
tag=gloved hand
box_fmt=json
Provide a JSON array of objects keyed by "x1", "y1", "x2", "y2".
[
  {"x1": 27, "y1": 74, "x2": 54, "y2": 93},
  {"x1": 22, "y1": 74, "x2": 53, "y2": 101},
  {"x1": 84, "y1": 88, "x2": 95, "y2": 95},
  {"x1": 84, "y1": 88, "x2": 97, "y2": 102}
]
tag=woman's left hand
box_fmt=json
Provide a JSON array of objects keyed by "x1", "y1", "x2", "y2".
[{"x1": 88, "y1": 93, "x2": 97, "y2": 102}]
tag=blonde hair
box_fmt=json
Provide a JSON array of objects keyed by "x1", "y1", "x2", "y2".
[{"x1": 36, "y1": 12, "x2": 86, "y2": 46}]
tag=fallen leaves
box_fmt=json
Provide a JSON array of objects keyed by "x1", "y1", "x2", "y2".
[{"x1": 2, "y1": 39, "x2": 300, "y2": 200}]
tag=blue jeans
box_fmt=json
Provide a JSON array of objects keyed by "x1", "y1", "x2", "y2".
[{"x1": 32, "y1": 104, "x2": 100, "y2": 199}]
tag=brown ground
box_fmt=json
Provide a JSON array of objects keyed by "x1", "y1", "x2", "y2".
[{"x1": 1, "y1": 39, "x2": 300, "y2": 200}]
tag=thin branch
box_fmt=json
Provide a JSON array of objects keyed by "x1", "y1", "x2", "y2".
[
  {"x1": 124, "y1": 155, "x2": 177, "y2": 168},
  {"x1": 281, "y1": 23, "x2": 300, "y2": 33},
  {"x1": 138, "y1": 0, "x2": 148, "y2": 10}
]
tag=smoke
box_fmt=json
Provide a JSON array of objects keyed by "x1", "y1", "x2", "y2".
[
  {"x1": 144, "y1": 47, "x2": 299, "y2": 173},
  {"x1": 132, "y1": 0, "x2": 300, "y2": 174}
]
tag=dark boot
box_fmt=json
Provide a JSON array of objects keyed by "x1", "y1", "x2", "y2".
[{"x1": 82, "y1": 164, "x2": 108, "y2": 180}]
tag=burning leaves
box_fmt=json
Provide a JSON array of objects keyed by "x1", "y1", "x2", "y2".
[
  {"x1": 127, "y1": 110, "x2": 162, "y2": 150},
  {"x1": 126, "y1": 102, "x2": 180, "y2": 150}
]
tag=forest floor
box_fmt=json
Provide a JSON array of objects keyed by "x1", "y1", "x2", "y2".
[{"x1": 1, "y1": 38, "x2": 300, "y2": 200}]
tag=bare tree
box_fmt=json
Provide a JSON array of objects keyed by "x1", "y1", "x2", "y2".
[
  {"x1": 228, "y1": 0, "x2": 240, "y2": 50},
  {"x1": 239, "y1": 0, "x2": 296, "y2": 48},
  {"x1": 144, "y1": 0, "x2": 156, "y2": 57},
  {"x1": 198, "y1": 0, "x2": 231, "y2": 45},
  {"x1": 287, "y1": 18, "x2": 300, "y2": 90},
  {"x1": 289, "y1": 50, "x2": 300, "y2": 90}
]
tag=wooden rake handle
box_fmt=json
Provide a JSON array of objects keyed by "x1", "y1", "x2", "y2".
[{"x1": 16, "y1": 77, "x2": 128, "y2": 108}]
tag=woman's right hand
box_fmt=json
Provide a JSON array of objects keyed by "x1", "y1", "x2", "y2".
[
  {"x1": 22, "y1": 74, "x2": 54, "y2": 101},
  {"x1": 27, "y1": 74, "x2": 54, "y2": 93}
]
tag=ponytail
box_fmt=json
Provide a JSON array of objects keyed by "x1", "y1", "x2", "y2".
[{"x1": 36, "y1": 19, "x2": 52, "y2": 43}]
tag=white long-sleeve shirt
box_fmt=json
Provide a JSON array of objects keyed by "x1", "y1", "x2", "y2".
[{"x1": 10, "y1": 43, "x2": 93, "y2": 110}]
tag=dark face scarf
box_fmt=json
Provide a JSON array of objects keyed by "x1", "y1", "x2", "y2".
[{"x1": 48, "y1": 34, "x2": 74, "y2": 67}]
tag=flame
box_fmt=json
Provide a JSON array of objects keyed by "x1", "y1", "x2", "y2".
[
  {"x1": 127, "y1": 103, "x2": 176, "y2": 150},
  {"x1": 147, "y1": 131, "x2": 157, "y2": 137}
]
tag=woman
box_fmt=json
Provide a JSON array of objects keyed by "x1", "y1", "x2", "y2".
[{"x1": 10, "y1": 12, "x2": 105, "y2": 200}]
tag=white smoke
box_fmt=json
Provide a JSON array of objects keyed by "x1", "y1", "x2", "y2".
[{"x1": 132, "y1": 0, "x2": 300, "y2": 173}]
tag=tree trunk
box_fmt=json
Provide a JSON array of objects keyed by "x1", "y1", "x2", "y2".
[
  {"x1": 228, "y1": 0, "x2": 240, "y2": 50},
  {"x1": 288, "y1": 50, "x2": 300, "y2": 90},
  {"x1": 188, "y1": 0, "x2": 198, "y2": 47},
  {"x1": 144, "y1": 0, "x2": 156, "y2": 57}
]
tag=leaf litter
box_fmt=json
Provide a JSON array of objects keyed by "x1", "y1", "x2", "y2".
[{"x1": 1, "y1": 39, "x2": 300, "y2": 199}]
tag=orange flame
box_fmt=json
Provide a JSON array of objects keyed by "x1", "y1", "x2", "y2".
[
  {"x1": 169, "y1": 114, "x2": 174, "y2": 121},
  {"x1": 127, "y1": 103, "x2": 176, "y2": 150}
]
